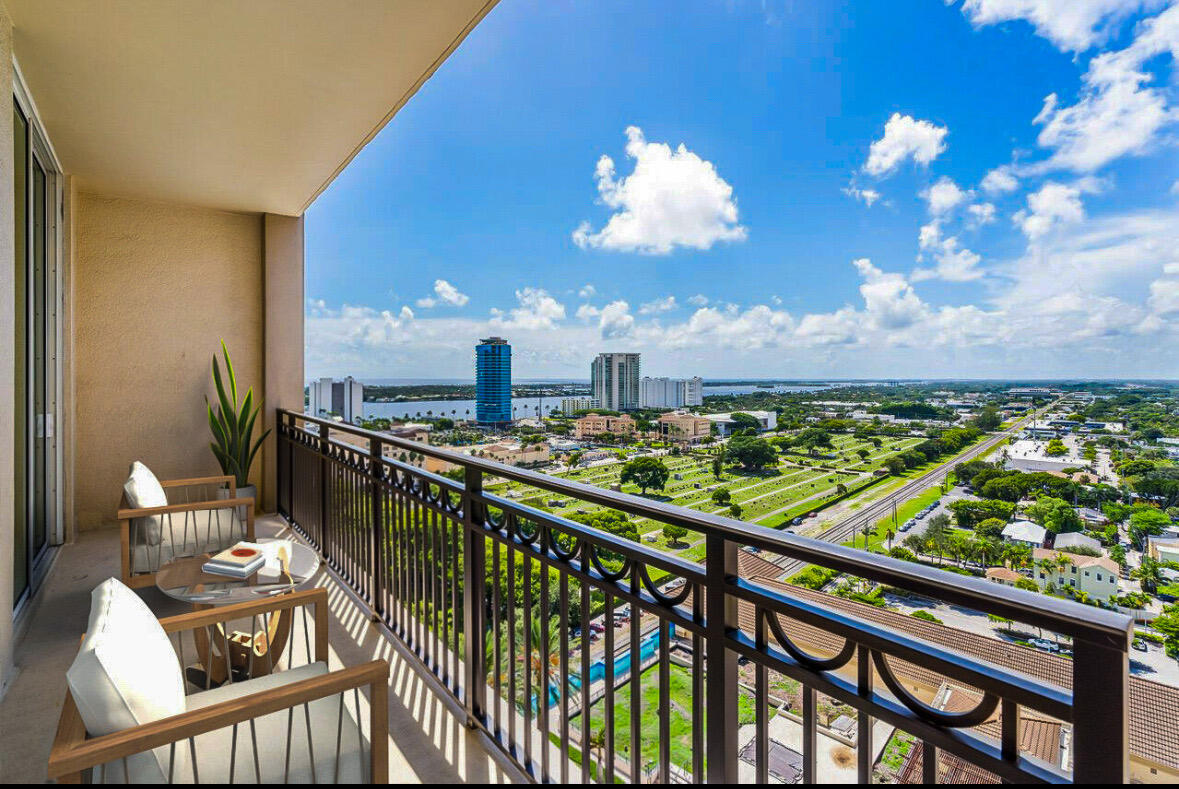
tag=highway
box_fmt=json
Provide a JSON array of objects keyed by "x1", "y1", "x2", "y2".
[{"x1": 771, "y1": 409, "x2": 1040, "y2": 577}]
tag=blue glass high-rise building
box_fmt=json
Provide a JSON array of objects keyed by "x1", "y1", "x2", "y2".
[{"x1": 476, "y1": 337, "x2": 512, "y2": 426}]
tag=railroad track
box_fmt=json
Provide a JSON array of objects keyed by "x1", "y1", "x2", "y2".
[{"x1": 771, "y1": 411, "x2": 1040, "y2": 578}]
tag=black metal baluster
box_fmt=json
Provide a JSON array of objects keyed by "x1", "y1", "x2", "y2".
[
  {"x1": 658, "y1": 618, "x2": 670, "y2": 784},
  {"x1": 539, "y1": 539, "x2": 551, "y2": 781},
  {"x1": 559, "y1": 572, "x2": 570, "y2": 785},
  {"x1": 857, "y1": 645, "x2": 873, "y2": 783},
  {"x1": 802, "y1": 686, "x2": 817, "y2": 784},
  {"x1": 492, "y1": 538, "x2": 502, "y2": 739},
  {"x1": 523, "y1": 544, "x2": 534, "y2": 774},
  {"x1": 755, "y1": 611, "x2": 768, "y2": 784},
  {"x1": 580, "y1": 580, "x2": 591, "y2": 784},
  {"x1": 704, "y1": 534, "x2": 737, "y2": 782},
  {"x1": 604, "y1": 593, "x2": 615, "y2": 784},
  {"x1": 629, "y1": 591, "x2": 641, "y2": 783}
]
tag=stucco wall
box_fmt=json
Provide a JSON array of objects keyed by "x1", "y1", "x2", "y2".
[
  {"x1": 0, "y1": 3, "x2": 16, "y2": 694},
  {"x1": 72, "y1": 193, "x2": 264, "y2": 530}
]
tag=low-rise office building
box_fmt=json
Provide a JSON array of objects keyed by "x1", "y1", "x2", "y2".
[
  {"x1": 658, "y1": 411, "x2": 712, "y2": 443},
  {"x1": 573, "y1": 413, "x2": 637, "y2": 440},
  {"x1": 703, "y1": 410, "x2": 777, "y2": 436}
]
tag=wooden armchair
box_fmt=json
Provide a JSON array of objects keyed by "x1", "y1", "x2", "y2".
[
  {"x1": 119, "y1": 475, "x2": 256, "y2": 589},
  {"x1": 49, "y1": 586, "x2": 389, "y2": 784}
]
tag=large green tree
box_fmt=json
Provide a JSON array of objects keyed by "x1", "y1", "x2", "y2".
[
  {"x1": 793, "y1": 428, "x2": 833, "y2": 456},
  {"x1": 726, "y1": 436, "x2": 778, "y2": 470},
  {"x1": 1025, "y1": 496, "x2": 1082, "y2": 534},
  {"x1": 620, "y1": 456, "x2": 670, "y2": 495}
]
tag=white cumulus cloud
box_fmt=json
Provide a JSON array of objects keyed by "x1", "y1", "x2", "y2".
[
  {"x1": 980, "y1": 165, "x2": 1020, "y2": 194},
  {"x1": 967, "y1": 202, "x2": 998, "y2": 226},
  {"x1": 842, "y1": 185, "x2": 882, "y2": 206},
  {"x1": 921, "y1": 176, "x2": 972, "y2": 216},
  {"x1": 863, "y1": 113, "x2": 949, "y2": 177},
  {"x1": 572, "y1": 126, "x2": 747, "y2": 255},
  {"x1": 416, "y1": 278, "x2": 469, "y2": 308},
  {"x1": 639, "y1": 295, "x2": 677, "y2": 314},
  {"x1": 1027, "y1": 4, "x2": 1179, "y2": 174},
  {"x1": 1013, "y1": 181, "x2": 1088, "y2": 239},
  {"x1": 955, "y1": 0, "x2": 1161, "y2": 52},
  {"x1": 489, "y1": 287, "x2": 566, "y2": 330}
]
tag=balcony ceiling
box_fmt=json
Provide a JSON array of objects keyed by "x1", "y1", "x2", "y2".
[{"x1": 7, "y1": 0, "x2": 498, "y2": 215}]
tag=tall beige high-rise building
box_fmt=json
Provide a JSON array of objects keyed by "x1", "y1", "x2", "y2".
[{"x1": 590, "y1": 352, "x2": 641, "y2": 411}]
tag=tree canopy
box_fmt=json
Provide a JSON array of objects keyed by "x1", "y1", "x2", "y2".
[
  {"x1": 620, "y1": 457, "x2": 670, "y2": 495},
  {"x1": 726, "y1": 436, "x2": 778, "y2": 470}
]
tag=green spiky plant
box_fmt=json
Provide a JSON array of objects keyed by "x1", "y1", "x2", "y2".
[{"x1": 206, "y1": 341, "x2": 270, "y2": 488}]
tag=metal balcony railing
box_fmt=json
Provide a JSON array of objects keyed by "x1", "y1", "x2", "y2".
[{"x1": 276, "y1": 409, "x2": 1131, "y2": 784}]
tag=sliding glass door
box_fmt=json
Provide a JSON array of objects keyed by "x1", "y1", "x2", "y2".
[{"x1": 13, "y1": 96, "x2": 61, "y2": 610}]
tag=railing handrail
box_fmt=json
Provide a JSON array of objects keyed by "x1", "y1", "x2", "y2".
[{"x1": 281, "y1": 409, "x2": 1132, "y2": 648}]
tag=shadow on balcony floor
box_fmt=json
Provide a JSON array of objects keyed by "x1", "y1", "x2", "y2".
[{"x1": 0, "y1": 515, "x2": 519, "y2": 784}]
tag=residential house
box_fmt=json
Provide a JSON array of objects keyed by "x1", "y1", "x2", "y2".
[
  {"x1": 1001, "y1": 520, "x2": 1048, "y2": 549},
  {"x1": 1031, "y1": 548, "x2": 1120, "y2": 602}
]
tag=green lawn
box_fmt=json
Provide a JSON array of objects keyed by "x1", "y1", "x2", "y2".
[{"x1": 579, "y1": 662, "x2": 756, "y2": 774}]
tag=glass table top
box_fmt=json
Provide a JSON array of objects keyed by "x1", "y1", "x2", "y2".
[{"x1": 155, "y1": 538, "x2": 320, "y2": 605}]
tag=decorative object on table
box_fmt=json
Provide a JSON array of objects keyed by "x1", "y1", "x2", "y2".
[
  {"x1": 277, "y1": 542, "x2": 293, "y2": 585},
  {"x1": 206, "y1": 340, "x2": 269, "y2": 508},
  {"x1": 202, "y1": 541, "x2": 266, "y2": 578}
]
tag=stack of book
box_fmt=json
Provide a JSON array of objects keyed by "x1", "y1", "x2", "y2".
[{"x1": 202, "y1": 542, "x2": 266, "y2": 578}]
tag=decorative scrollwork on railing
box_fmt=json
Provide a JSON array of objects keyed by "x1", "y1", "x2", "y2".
[
  {"x1": 870, "y1": 650, "x2": 1000, "y2": 728},
  {"x1": 511, "y1": 513, "x2": 542, "y2": 546},
  {"x1": 484, "y1": 506, "x2": 507, "y2": 530},
  {"x1": 638, "y1": 565, "x2": 693, "y2": 607},
  {"x1": 586, "y1": 542, "x2": 634, "y2": 583},
  {"x1": 547, "y1": 527, "x2": 581, "y2": 562},
  {"x1": 763, "y1": 608, "x2": 857, "y2": 672}
]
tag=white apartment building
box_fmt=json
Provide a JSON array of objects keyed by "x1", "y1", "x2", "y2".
[
  {"x1": 639, "y1": 376, "x2": 704, "y2": 409},
  {"x1": 703, "y1": 410, "x2": 778, "y2": 436},
  {"x1": 560, "y1": 396, "x2": 599, "y2": 415},
  {"x1": 308, "y1": 376, "x2": 363, "y2": 423},
  {"x1": 590, "y1": 352, "x2": 641, "y2": 411}
]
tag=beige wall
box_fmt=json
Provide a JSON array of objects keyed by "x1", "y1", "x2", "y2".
[
  {"x1": 0, "y1": 3, "x2": 15, "y2": 693},
  {"x1": 72, "y1": 194, "x2": 264, "y2": 530},
  {"x1": 261, "y1": 214, "x2": 304, "y2": 513}
]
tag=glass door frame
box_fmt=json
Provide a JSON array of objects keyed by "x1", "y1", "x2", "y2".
[{"x1": 13, "y1": 60, "x2": 64, "y2": 614}]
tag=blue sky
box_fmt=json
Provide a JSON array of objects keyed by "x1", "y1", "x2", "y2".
[{"x1": 306, "y1": 0, "x2": 1179, "y2": 381}]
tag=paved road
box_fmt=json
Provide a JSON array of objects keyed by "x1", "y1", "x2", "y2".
[{"x1": 770, "y1": 409, "x2": 1041, "y2": 577}]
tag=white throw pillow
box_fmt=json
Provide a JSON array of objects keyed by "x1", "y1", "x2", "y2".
[
  {"x1": 123, "y1": 461, "x2": 167, "y2": 546},
  {"x1": 66, "y1": 578, "x2": 186, "y2": 783}
]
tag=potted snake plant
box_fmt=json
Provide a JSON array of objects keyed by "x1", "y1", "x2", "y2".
[{"x1": 207, "y1": 340, "x2": 269, "y2": 512}]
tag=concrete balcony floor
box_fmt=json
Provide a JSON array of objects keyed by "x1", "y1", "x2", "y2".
[{"x1": 0, "y1": 515, "x2": 520, "y2": 784}]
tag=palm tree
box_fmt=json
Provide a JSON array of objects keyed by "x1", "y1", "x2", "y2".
[{"x1": 588, "y1": 726, "x2": 609, "y2": 780}]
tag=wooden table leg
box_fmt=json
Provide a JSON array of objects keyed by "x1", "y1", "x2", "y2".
[{"x1": 189, "y1": 603, "x2": 295, "y2": 684}]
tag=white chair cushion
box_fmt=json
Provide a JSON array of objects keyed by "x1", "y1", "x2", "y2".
[
  {"x1": 174, "y1": 662, "x2": 369, "y2": 783},
  {"x1": 129, "y1": 507, "x2": 247, "y2": 574},
  {"x1": 123, "y1": 461, "x2": 168, "y2": 546},
  {"x1": 67, "y1": 578, "x2": 186, "y2": 783}
]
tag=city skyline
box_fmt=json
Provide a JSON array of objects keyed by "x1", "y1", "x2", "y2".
[{"x1": 305, "y1": 1, "x2": 1179, "y2": 381}]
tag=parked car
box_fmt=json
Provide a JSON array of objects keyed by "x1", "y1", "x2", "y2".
[
  {"x1": 792, "y1": 517, "x2": 803, "y2": 525},
  {"x1": 1132, "y1": 639, "x2": 1148, "y2": 652},
  {"x1": 1028, "y1": 638, "x2": 1059, "y2": 652}
]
